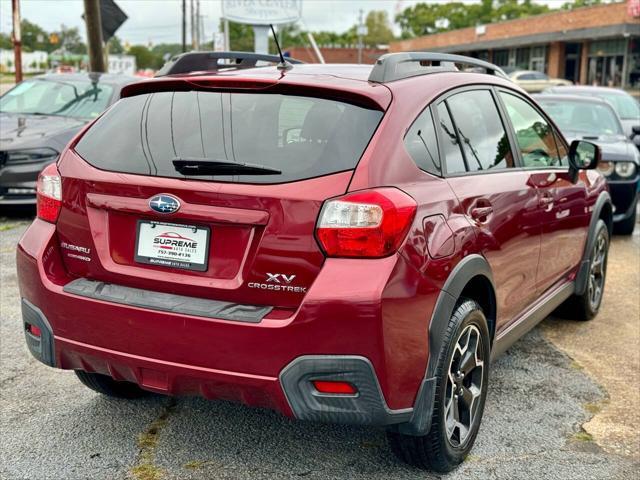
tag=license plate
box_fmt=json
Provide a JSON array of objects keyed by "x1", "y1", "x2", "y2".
[{"x1": 135, "y1": 220, "x2": 210, "y2": 272}]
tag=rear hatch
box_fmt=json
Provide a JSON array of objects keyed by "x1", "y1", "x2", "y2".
[{"x1": 55, "y1": 84, "x2": 384, "y2": 311}]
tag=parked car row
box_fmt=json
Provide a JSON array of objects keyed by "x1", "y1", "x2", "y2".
[
  {"x1": 534, "y1": 86, "x2": 640, "y2": 235},
  {"x1": 0, "y1": 73, "x2": 138, "y2": 206}
]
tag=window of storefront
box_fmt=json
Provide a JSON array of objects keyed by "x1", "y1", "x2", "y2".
[
  {"x1": 530, "y1": 46, "x2": 547, "y2": 72},
  {"x1": 588, "y1": 39, "x2": 625, "y2": 86},
  {"x1": 493, "y1": 49, "x2": 510, "y2": 67},
  {"x1": 627, "y1": 37, "x2": 639, "y2": 89}
]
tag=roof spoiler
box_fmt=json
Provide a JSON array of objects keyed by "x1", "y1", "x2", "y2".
[
  {"x1": 368, "y1": 52, "x2": 508, "y2": 83},
  {"x1": 155, "y1": 51, "x2": 305, "y2": 77}
]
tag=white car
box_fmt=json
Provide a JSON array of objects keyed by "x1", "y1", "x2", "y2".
[{"x1": 509, "y1": 70, "x2": 572, "y2": 93}]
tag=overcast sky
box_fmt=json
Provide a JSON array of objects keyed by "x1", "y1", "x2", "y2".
[{"x1": 0, "y1": 0, "x2": 569, "y2": 46}]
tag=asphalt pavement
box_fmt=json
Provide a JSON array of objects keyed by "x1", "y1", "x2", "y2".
[{"x1": 1, "y1": 215, "x2": 638, "y2": 480}]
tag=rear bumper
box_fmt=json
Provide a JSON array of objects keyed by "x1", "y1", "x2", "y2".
[{"x1": 17, "y1": 218, "x2": 436, "y2": 428}]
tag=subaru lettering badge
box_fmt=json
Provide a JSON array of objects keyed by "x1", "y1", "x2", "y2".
[{"x1": 149, "y1": 194, "x2": 181, "y2": 214}]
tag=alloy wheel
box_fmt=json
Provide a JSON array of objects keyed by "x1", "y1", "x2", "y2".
[
  {"x1": 588, "y1": 231, "x2": 607, "y2": 311},
  {"x1": 445, "y1": 324, "x2": 484, "y2": 447}
]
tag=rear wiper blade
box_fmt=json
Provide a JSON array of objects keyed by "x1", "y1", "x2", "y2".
[{"x1": 172, "y1": 158, "x2": 281, "y2": 176}]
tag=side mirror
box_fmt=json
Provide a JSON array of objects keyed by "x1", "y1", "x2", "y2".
[
  {"x1": 568, "y1": 140, "x2": 600, "y2": 182},
  {"x1": 632, "y1": 125, "x2": 640, "y2": 136},
  {"x1": 569, "y1": 140, "x2": 600, "y2": 169}
]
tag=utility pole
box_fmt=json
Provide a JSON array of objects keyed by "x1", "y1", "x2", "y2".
[
  {"x1": 181, "y1": 0, "x2": 186, "y2": 52},
  {"x1": 11, "y1": 0, "x2": 22, "y2": 83},
  {"x1": 190, "y1": 0, "x2": 196, "y2": 50},
  {"x1": 357, "y1": 9, "x2": 364, "y2": 65},
  {"x1": 195, "y1": 0, "x2": 200, "y2": 50},
  {"x1": 83, "y1": 0, "x2": 106, "y2": 72}
]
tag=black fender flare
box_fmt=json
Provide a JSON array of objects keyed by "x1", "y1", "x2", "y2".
[
  {"x1": 392, "y1": 254, "x2": 495, "y2": 436},
  {"x1": 575, "y1": 191, "x2": 612, "y2": 296},
  {"x1": 425, "y1": 254, "x2": 495, "y2": 379}
]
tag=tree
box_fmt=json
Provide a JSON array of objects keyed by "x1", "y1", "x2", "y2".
[
  {"x1": 0, "y1": 33, "x2": 12, "y2": 50},
  {"x1": 128, "y1": 45, "x2": 156, "y2": 69},
  {"x1": 21, "y1": 19, "x2": 54, "y2": 52},
  {"x1": 363, "y1": 10, "x2": 394, "y2": 46},
  {"x1": 53, "y1": 25, "x2": 86, "y2": 54},
  {"x1": 562, "y1": 0, "x2": 602, "y2": 10},
  {"x1": 396, "y1": 0, "x2": 551, "y2": 38},
  {"x1": 219, "y1": 20, "x2": 255, "y2": 52},
  {"x1": 107, "y1": 36, "x2": 124, "y2": 54}
]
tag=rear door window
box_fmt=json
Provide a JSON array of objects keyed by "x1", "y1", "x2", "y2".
[
  {"x1": 436, "y1": 102, "x2": 466, "y2": 174},
  {"x1": 445, "y1": 90, "x2": 514, "y2": 172},
  {"x1": 74, "y1": 91, "x2": 383, "y2": 184}
]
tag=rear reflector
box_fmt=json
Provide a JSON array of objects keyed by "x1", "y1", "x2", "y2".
[
  {"x1": 36, "y1": 163, "x2": 62, "y2": 223},
  {"x1": 312, "y1": 380, "x2": 358, "y2": 395},
  {"x1": 316, "y1": 188, "x2": 417, "y2": 258},
  {"x1": 27, "y1": 324, "x2": 42, "y2": 337}
]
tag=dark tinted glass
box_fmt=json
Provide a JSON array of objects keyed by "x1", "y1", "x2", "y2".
[
  {"x1": 75, "y1": 91, "x2": 383, "y2": 184},
  {"x1": 446, "y1": 90, "x2": 514, "y2": 172},
  {"x1": 404, "y1": 106, "x2": 441, "y2": 175},
  {"x1": 436, "y1": 102, "x2": 466, "y2": 174},
  {"x1": 500, "y1": 92, "x2": 562, "y2": 168}
]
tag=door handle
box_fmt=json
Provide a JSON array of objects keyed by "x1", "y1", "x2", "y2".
[
  {"x1": 470, "y1": 206, "x2": 493, "y2": 221},
  {"x1": 540, "y1": 194, "x2": 554, "y2": 210}
]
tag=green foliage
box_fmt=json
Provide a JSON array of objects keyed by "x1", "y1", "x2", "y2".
[
  {"x1": 21, "y1": 19, "x2": 53, "y2": 52},
  {"x1": 55, "y1": 25, "x2": 86, "y2": 54},
  {"x1": 107, "y1": 36, "x2": 124, "y2": 54},
  {"x1": 128, "y1": 45, "x2": 156, "y2": 69},
  {"x1": 396, "y1": 0, "x2": 551, "y2": 39},
  {"x1": 562, "y1": 0, "x2": 602, "y2": 10},
  {"x1": 364, "y1": 10, "x2": 394, "y2": 46},
  {"x1": 0, "y1": 32, "x2": 12, "y2": 50}
]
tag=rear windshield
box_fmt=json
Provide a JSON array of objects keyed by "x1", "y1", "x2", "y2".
[{"x1": 74, "y1": 91, "x2": 383, "y2": 184}]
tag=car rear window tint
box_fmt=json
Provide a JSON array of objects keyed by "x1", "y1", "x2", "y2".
[
  {"x1": 404, "y1": 106, "x2": 441, "y2": 176},
  {"x1": 436, "y1": 102, "x2": 466, "y2": 174},
  {"x1": 74, "y1": 91, "x2": 383, "y2": 184}
]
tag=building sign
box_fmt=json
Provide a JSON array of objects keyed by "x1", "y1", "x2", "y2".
[{"x1": 222, "y1": 0, "x2": 302, "y2": 25}]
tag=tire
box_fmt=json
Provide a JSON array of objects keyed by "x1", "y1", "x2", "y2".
[
  {"x1": 387, "y1": 300, "x2": 490, "y2": 472},
  {"x1": 75, "y1": 370, "x2": 148, "y2": 399},
  {"x1": 613, "y1": 207, "x2": 636, "y2": 236},
  {"x1": 557, "y1": 219, "x2": 609, "y2": 321}
]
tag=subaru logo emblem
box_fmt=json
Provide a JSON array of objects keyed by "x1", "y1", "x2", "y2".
[{"x1": 149, "y1": 194, "x2": 181, "y2": 214}]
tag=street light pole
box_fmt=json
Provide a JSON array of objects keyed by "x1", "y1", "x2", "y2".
[
  {"x1": 83, "y1": 0, "x2": 106, "y2": 72},
  {"x1": 11, "y1": 0, "x2": 22, "y2": 83}
]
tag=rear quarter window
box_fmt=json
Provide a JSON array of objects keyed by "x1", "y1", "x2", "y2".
[{"x1": 74, "y1": 91, "x2": 383, "y2": 184}]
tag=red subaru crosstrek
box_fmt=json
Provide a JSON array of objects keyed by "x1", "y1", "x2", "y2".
[{"x1": 17, "y1": 52, "x2": 611, "y2": 472}]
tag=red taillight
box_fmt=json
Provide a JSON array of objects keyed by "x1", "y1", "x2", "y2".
[
  {"x1": 27, "y1": 324, "x2": 42, "y2": 337},
  {"x1": 315, "y1": 188, "x2": 417, "y2": 258},
  {"x1": 36, "y1": 163, "x2": 62, "y2": 223},
  {"x1": 312, "y1": 380, "x2": 358, "y2": 395}
]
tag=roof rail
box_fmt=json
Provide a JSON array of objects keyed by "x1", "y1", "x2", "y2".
[
  {"x1": 155, "y1": 51, "x2": 305, "y2": 77},
  {"x1": 368, "y1": 52, "x2": 508, "y2": 83}
]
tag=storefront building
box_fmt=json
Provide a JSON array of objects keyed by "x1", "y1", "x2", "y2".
[{"x1": 390, "y1": 1, "x2": 640, "y2": 89}]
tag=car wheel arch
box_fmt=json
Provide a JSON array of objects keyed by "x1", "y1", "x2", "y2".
[
  {"x1": 426, "y1": 254, "x2": 496, "y2": 379},
  {"x1": 576, "y1": 191, "x2": 613, "y2": 296},
  {"x1": 392, "y1": 254, "x2": 496, "y2": 437}
]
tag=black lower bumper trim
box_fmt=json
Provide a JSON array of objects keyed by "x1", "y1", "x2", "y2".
[
  {"x1": 63, "y1": 278, "x2": 272, "y2": 323},
  {"x1": 280, "y1": 355, "x2": 413, "y2": 426},
  {"x1": 22, "y1": 299, "x2": 56, "y2": 367}
]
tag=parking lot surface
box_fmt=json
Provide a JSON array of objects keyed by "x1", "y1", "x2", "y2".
[{"x1": 1, "y1": 217, "x2": 638, "y2": 480}]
